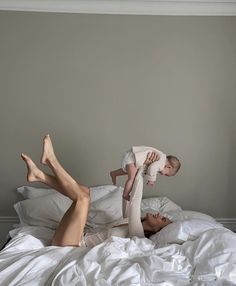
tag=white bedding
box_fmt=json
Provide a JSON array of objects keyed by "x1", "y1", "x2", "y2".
[
  {"x1": 0, "y1": 225, "x2": 236, "y2": 285},
  {"x1": 1, "y1": 185, "x2": 236, "y2": 285}
]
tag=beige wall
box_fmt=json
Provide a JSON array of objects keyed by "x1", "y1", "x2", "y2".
[{"x1": 0, "y1": 12, "x2": 236, "y2": 217}]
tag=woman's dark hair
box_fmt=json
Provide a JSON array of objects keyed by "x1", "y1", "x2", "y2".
[
  {"x1": 144, "y1": 230, "x2": 156, "y2": 238},
  {"x1": 141, "y1": 218, "x2": 159, "y2": 238}
]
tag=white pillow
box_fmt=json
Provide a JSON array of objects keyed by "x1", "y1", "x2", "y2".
[
  {"x1": 17, "y1": 186, "x2": 56, "y2": 199},
  {"x1": 9, "y1": 226, "x2": 55, "y2": 246},
  {"x1": 86, "y1": 187, "x2": 123, "y2": 228},
  {"x1": 162, "y1": 210, "x2": 216, "y2": 222},
  {"x1": 17, "y1": 186, "x2": 181, "y2": 215},
  {"x1": 141, "y1": 196, "x2": 182, "y2": 217},
  {"x1": 15, "y1": 186, "x2": 184, "y2": 230},
  {"x1": 17, "y1": 185, "x2": 119, "y2": 203},
  {"x1": 149, "y1": 219, "x2": 223, "y2": 245},
  {"x1": 14, "y1": 186, "x2": 123, "y2": 229},
  {"x1": 89, "y1": 185, "x2": 122, "y2": 203},
  {"x1": 14, "y1": 192, "x2": 72, "y2": 229}
]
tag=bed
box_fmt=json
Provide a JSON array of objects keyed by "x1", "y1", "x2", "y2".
[{"x1": 0, "y1": 185, "x2": 236, "y2": 285}]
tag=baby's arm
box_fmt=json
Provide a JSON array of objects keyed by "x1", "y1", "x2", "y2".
[
  {"x1": 144, "y1": 152, "x2": 160, "y2": 185},
  {"x1": 145, "y1": 162, "x2": 158, "y2": 183},
  {"x1": 145, "y1": 152, "x2": 166, "y2": 183}
]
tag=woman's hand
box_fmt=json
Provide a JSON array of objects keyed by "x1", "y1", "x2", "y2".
[{"x1": 144, "y1": 152, "x2": 159, "y2": 167}]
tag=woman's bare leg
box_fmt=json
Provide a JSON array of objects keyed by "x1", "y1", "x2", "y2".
[
  {"x1": 21, "y1": 153, "x2": 68, "y2": 194},
  {"x1": 21, "y1": 152, "x2": 89, "y2": 199},
  {"x1": 21, "y1": 135, "x2": 90, "y2": 247},
  {"x1": 23, "y1": 150, "x2": 87, "y2": 196},
  {"x1": 40, "y1": 134, "x2": 89, "y2": 200}
]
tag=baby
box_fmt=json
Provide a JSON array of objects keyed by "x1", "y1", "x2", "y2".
[{"x1": 110, "y1": 146, "x2": 181, "y2": 200}]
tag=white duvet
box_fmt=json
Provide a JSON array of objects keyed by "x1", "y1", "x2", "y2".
[{"x1": 0, "y1": 226, "x2": 236, "y2": 285}]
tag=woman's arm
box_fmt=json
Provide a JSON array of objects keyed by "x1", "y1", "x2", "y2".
[
  {"x1": 127, "y1": 167, "x2": 145, "y2": 238},
  {"x1": 124, "y1": 152, "x2": 159, "y2": 238}
]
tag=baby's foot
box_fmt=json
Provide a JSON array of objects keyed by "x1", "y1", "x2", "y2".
[
  {"x1": 21, "y1": 153, "x2": 43, "y2": 182},
  {"x1": 110, "y1": 171, "x2": 116, "y2": 185},
  {"x1": 41, "y1": 134, "x2": 56, "y2": 165}
]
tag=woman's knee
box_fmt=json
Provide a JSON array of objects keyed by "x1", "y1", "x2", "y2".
[
  {"x1": 71, "y1": 185, "x2": 90, "y2": 203},
  {"x1": 79, "y1": 187, "x2": 91, "y2": 204},
  {"x1": 81, "y1": 186, "x2": 90, "y2": 197}
]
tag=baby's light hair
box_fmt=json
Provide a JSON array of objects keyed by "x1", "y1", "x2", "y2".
[{"x1": 166, "y1": 155, "x2": 181, "y2": 175}]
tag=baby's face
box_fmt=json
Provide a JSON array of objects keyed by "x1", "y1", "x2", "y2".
[{"x1": 159, "y1": 165, "x2": 173, "y2": 176}]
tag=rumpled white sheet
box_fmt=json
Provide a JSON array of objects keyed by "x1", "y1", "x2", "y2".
[{"x1": 0, "y1": 226, "x2": 236, "y2": 286}]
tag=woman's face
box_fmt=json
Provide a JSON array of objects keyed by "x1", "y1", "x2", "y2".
[{"x1": 145, "y1": 213, "x2": 172, "y2": 231}]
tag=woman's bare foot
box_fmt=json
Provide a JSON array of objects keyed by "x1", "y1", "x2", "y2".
[
  {"x1": 21, "y1": 153, "x2": 44, "y2": 182},
  {"x1": 41, "y1": 134, "x2": 56, "y2": 165},
  {"x1": 110, "y1": 171, "x2": 116, "y2": 185}
]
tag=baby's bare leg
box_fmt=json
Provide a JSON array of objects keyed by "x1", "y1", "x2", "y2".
[
  {"x1": 110, "y1": 168, "x2": 126, "y2": 185},
  {"x1": 123, "y1": 163, "x2": 138, "y2": 201}
]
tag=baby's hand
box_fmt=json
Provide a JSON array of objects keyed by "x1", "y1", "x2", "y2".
[{"x1": 147, "y1": 180, "x2": 155, "y2": 186}]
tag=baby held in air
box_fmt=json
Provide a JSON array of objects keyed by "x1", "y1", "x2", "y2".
[{"x1": 110, "y1": 146, "x2": 181, "y2": 200}]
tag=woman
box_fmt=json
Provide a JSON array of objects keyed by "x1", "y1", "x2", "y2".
[{"x1": 21, "y1": 135, "x2": 172, "y2": 247}]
